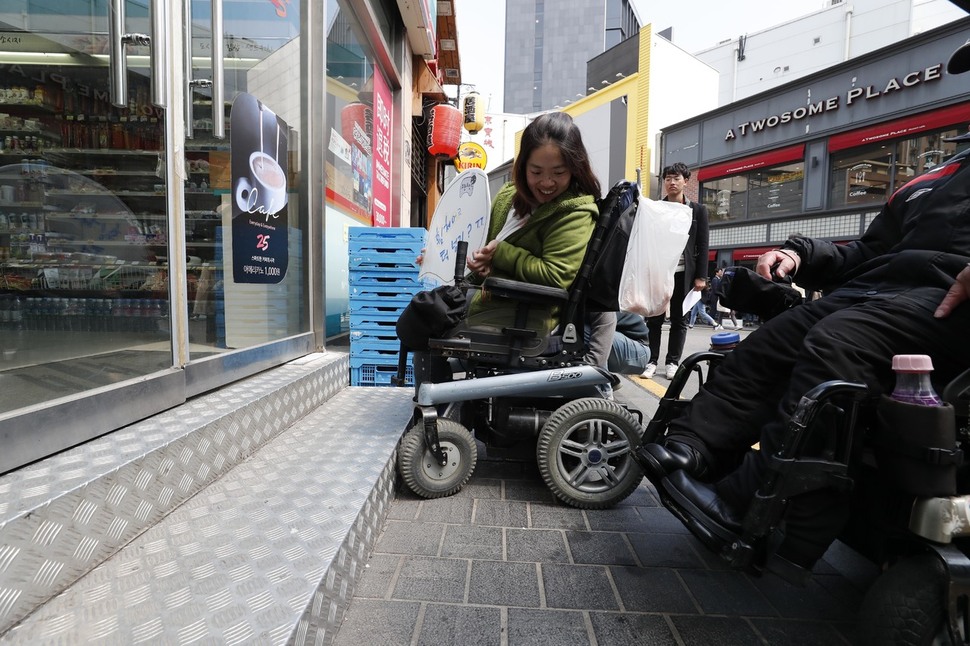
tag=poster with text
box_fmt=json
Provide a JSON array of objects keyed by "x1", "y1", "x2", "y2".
[
  {"x1": 230, "y1": 93, "x2": 289, "y2": 284},
  {"x1": 371, "y1": 71, "x2": 392, "y2": 227}
]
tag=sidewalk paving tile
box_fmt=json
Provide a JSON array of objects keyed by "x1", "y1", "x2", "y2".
[
  {"x1": 392, "y1": 556, "x2": 468, "y2": 603},
  {"x1": 416, "y1": 604, "x2": 502, "y2": 646},
  {"x1": 440, "y1": 524, "x2": 504, "y2": 560},
  {"x1": 541, "y1": 563, "x2": 620, "y2": 611},
  {"x1": 468, "y1": 560, "x2": 541, "y2": 607},
  {"x1": 506, "y1": 527, "x2": 570, "y2": 562}
]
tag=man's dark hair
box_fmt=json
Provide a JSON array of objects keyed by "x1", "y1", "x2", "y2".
[{"x1": 661, "y1": 162, "x2": 690, "y2": 180}]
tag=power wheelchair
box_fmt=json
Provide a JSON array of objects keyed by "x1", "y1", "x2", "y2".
[
  {"x1": 643, "y1": 310, "x2": 970, "y2": 645},
  {"x1": 394, "y1": 180, "x2": 645, "y2": 509}
]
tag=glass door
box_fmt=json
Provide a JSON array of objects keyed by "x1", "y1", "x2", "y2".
[
  {"x1": 183, "y1": 0, "x2": 308, "y2": 372},
  {"x1": 0, "y1": 1, "x2": 177, "y2": 414}
]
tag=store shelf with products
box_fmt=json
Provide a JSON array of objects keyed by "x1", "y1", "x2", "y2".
[{"x1": 0, "y1": 80, "x2": 227, "y2": 346}]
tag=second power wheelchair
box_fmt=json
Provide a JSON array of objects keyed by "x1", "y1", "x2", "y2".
[
  {"x1": 640, "y1": 286, "x2": 970, "y2": 644},
  {"x1": 394, "y1": 180, "x2": 645, "y2": 509}
]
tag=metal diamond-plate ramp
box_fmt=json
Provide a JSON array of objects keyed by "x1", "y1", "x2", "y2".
[
  {"x1": 0, "y1": 352, "x2": 351, "y2": 638},
  {"x1": 2, "y1": 386, "x2": 412, "y2": 645}
]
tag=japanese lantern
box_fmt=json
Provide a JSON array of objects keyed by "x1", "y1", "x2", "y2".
[
  {"x1": 463, "y1": 91, "x2": 484, "y2": 134},
  {"x1": 427, "y1": 104, "x2": 462, "y2": 159}
]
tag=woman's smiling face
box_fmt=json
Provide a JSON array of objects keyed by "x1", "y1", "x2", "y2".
[{"x1": 526, "y1": 143, "x2": 571, "y2": 205}]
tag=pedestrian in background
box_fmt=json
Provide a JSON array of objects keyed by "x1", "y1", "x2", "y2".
[
  {"x1": 641, "y1": 163, "x2": 710, "y2": 380},
  {"x1": 688, "y1": 283, "x2": 721, "y2": 329}
]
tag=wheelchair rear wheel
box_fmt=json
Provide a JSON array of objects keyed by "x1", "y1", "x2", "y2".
[
  {"x1": 537, "y1": 397, "x2": 643, "y2": 509},
  {"x1": 857, "y1": 553, "x2": 955, "y2": 645},
  {"x1": 398, "y1": 419, "x2": 478, "y2": 498}
]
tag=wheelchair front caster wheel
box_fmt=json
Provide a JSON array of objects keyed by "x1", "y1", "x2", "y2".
[
  {"x1": 398, "y1": 419, "x2": 477, "y2": 498},
  {"x1": 537, "y1": 397, "x2": 643, "y2": 509}
]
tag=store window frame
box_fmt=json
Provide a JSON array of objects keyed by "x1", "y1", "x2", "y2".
[{"x1": 0, "y1": 0, "x2": 322, "y2": 474}]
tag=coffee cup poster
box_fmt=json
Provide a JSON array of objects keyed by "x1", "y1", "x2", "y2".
[{"x1": 230, "y1": 93, "x2": 289, "y2": 284}]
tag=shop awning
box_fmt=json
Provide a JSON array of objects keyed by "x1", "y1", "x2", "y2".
[
  {"x1": 828, "y1": 102, "x2": 970, "y2": 152},
  {"x1": 697, "y1": 144, "x2": 805, "y2": 182}
]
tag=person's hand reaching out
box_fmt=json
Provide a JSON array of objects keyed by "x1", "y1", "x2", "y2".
[
  {"x1": 756, "y1": 248, "x2": 800, "y2": 280},
  {"x1": 935, "y1": 264, "x2": 970, "y2": 318}
]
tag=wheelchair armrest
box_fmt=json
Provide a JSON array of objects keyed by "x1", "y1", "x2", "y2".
[{"x1": 483, "y1": 276, "x2": 569, "y2": 305}]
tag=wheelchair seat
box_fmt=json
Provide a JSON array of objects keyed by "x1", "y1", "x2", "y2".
[{"x1": 427, "y1": 178, "x2": 641, "y2": 372}]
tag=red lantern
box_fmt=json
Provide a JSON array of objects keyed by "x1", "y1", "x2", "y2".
[
  {"x1": 341, "y1": 103, "x2": 372, "y2": 150},
  {"x1": 427, "y1": 104, "x2": 462, "y2": 159}
]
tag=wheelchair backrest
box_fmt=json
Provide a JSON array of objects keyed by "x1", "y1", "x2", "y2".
[{"x1": 558, "y1": 180, "x2": 640, "y2": 334}]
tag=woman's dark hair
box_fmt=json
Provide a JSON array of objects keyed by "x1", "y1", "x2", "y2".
[{"x1": 511, "y1": 112, "x2": 601, "y2": 215}]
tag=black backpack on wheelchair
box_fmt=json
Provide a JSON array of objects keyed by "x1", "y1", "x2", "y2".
[{"x1": 394, "y1": 180, "x2": 645, "y2": 509}]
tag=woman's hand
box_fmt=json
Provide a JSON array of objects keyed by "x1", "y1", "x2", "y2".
[
  {"x1": 467, "y1": 239, "x2": 499, "y2": 277},
  {"x1": 935, "y1": 264, "x2": 970, "y2": 318},
  {"x1": 757, "y1": 248, "x2": 800, "y2": 280}
]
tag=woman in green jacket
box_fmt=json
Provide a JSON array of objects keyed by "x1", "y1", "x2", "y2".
[{"x1": 465, "y1": 111, "x2": 600, "y2": 335}]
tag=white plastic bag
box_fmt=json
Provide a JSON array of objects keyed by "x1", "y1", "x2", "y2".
[{"x1": 617, "y1": 197, "x2": 691, "y2": 317}]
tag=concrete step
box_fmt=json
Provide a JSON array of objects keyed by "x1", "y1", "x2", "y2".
[{"x1": 0, "y1": 350, "x2": 414, "y2": 644}]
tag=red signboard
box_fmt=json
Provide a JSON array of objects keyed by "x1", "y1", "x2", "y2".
[
  {"x1": 371, "y1": 72, "x2": 392, "y2": 227},
  {"x1": 731, "y1": 246, "x2": 776, "y2": 261},
  {"x1": 828, "y1": 102, "x2": 970, "y2": 152},
  {"x1": 697, "y1": 144, "x2": 805, "y2": 182}
]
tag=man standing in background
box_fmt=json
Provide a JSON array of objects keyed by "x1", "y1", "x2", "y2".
[{"x1": 641, "y1": 163, "x2": 711, "y2": 380}]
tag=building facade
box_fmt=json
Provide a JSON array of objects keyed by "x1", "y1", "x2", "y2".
[
  {"x1": 503, "y1": 0, "x2": 640, "y2": 114},
  {"x1": 660, "y1": 17, "x2": 970, "y2": 270},
  {"x1": 686, "y1": 0, "x2": 965, "y2": 106}
]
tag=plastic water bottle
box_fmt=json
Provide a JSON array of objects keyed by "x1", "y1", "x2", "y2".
[{"x1": 890, "y1": 354, "x2": 944, "y2": 406}]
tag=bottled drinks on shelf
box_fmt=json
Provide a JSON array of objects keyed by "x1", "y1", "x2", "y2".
[{"x1": 890, "y1": 354, "x2": 944, "y2": 406}]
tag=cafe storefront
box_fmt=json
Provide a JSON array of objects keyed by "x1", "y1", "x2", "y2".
[{"x1": 0, "y1": 0, "x2": 442, "y2": 473}]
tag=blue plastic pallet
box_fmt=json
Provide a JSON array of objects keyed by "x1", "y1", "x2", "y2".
[
  {"x1": 349, "y1": 239, "x2": 425, "y2": 255},
  {"x1": 349, "y1": 298, "x2": 412, "y2": 314},
  {"x1": 348, "y1": 302, "x2": 407, "y2": 317},
  {"x1": 348, "y1": 226, "x2": 426, "y2": 243},
  {"x1": 350, "y1": 283, "x2": 422, "y2": 299},
  {"x1": 350, "y1": 327, "x2": 399, "y2": 343},
  {"x1": 350, "y1": 338, "x2": 402, "y2": 357},
  {"x1": 350, "y1": 272, "x2": 423, "y2": 289},
  {"x1": 349, "y1": 251, "x2": 422, "y2": 272},
  {"x1": 350, "y1": 346, "x2": 401, "y2": 363},
  {"x1": 348, "y1": 318, "x2": 398, "y2": 334},
  {"x1": 351, "y1": 362, "x2": 414, "y2": 387},
  {"x1": 350, "y1": 311, "x2": 400, "y2": 328}
]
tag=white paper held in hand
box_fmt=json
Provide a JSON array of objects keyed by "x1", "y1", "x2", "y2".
[{"x1": 681, "y1": 289, "x2": 702, "y2": 314}]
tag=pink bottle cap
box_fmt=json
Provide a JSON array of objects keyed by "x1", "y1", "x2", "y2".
[{"x1": 892, "y1": 354, "x2": 934, "y2": 373}]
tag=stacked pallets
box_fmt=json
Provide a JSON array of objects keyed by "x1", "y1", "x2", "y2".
[{"x1": 348, "y1": 227, "x2": 425, "y2": 386}]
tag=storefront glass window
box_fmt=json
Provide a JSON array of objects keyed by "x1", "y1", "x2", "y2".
[
  {"x1": 747, "y1": 163, "x2": 804, "y2": 219},
  {"x1": 0, "y1": 0, "x2": 308, "y2": 416},
  {"x1": 893, "y1": 127, "x2": 962, "y2": 189},
  {"x1": 828, "y1": 144, "x2": 893, "y2": 208},
  {"x1": 700, "y1": 160, "x2": 803, "y2": 222},
  {"x1": 324, "y1": 0, "x2": 392, "y2": 337},
  {"x1": 701, "y1": 175, "x2": 747, "y2": 223},
  {"x1": 189, "y1": 0, "x2": 307, "y2": 355}
]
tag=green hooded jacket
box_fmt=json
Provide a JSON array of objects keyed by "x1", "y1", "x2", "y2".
[{"x1": 467, "y1": 182, "x2": 597, "y2": 335}]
